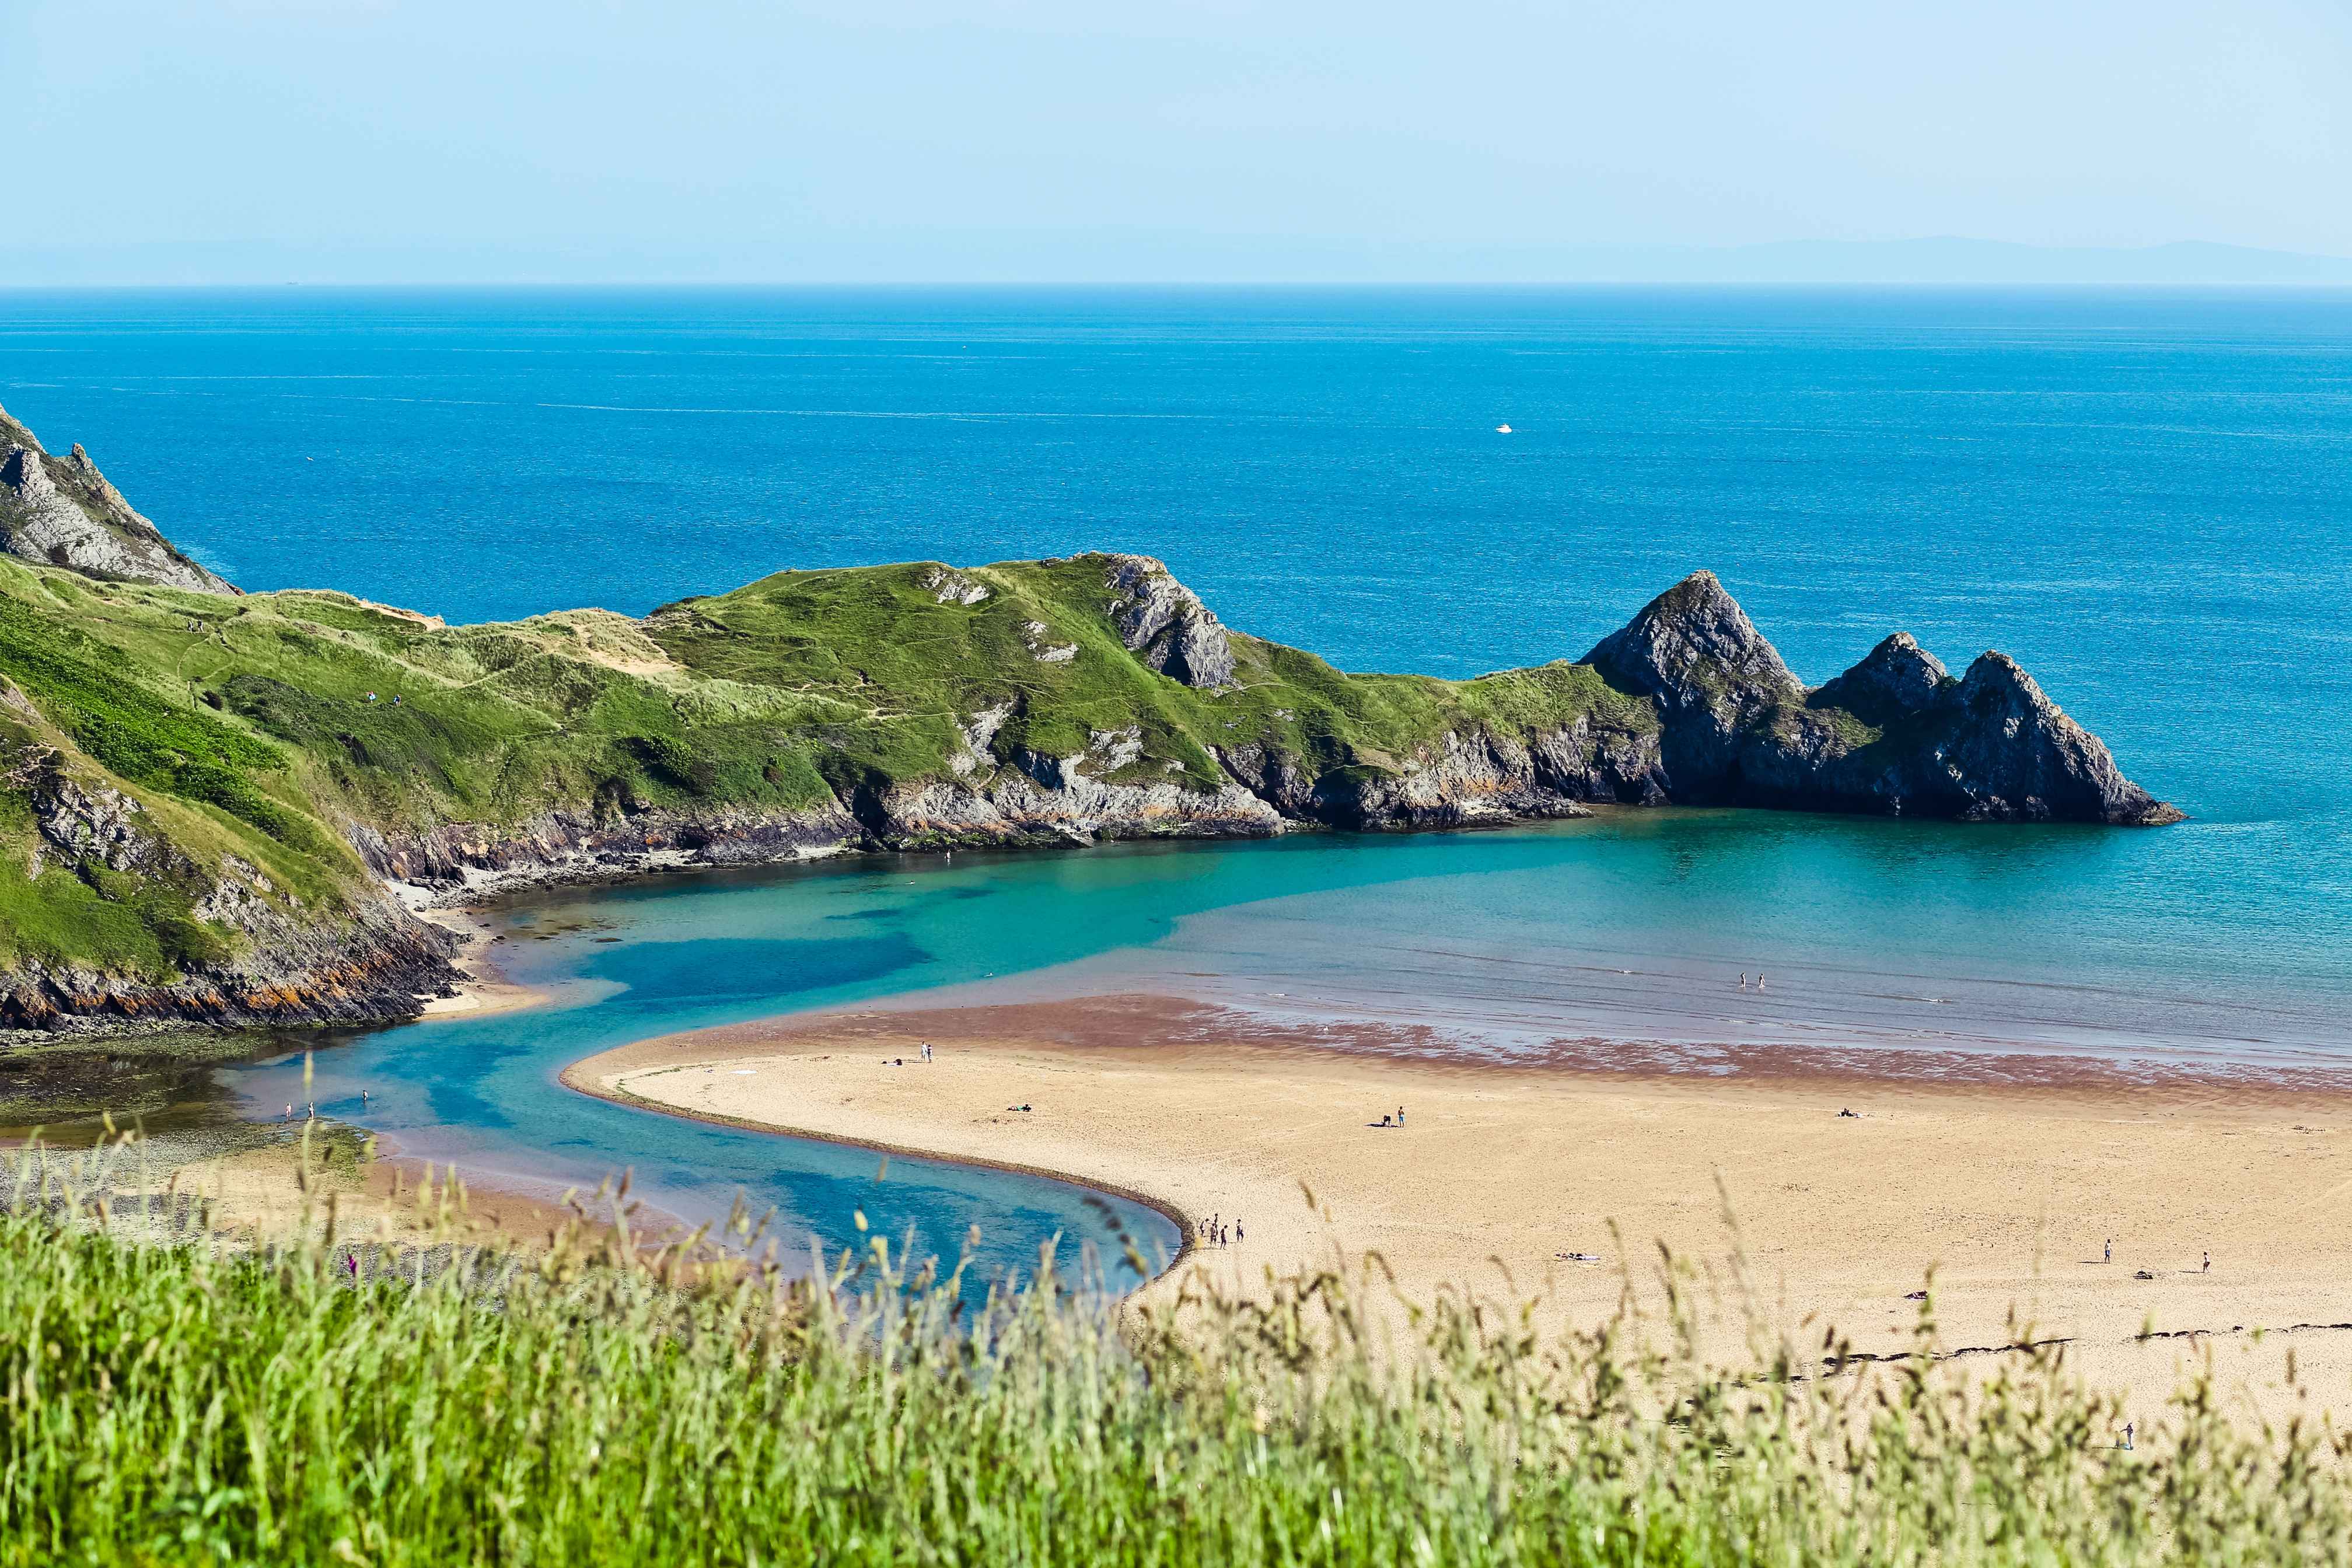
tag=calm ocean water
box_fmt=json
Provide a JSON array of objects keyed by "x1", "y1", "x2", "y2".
[{"x1": 9, "y1": 287, "x2": 2351, "y2": 1257}]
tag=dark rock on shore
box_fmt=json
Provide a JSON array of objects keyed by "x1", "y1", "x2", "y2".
[
  {"x1": 0, "y1": 748, "x2": 460, "y2": 1034},
  {"x1": 0, "y1": 904, "x2": 457, "y2": 1036}
]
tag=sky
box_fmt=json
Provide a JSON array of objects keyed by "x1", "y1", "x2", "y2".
[{"x1": 7, "y1": 0, "x2": 2352, "y2": 284}]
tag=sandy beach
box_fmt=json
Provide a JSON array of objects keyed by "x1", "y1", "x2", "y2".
[
  {"x1": 410, "y1": 905, "x2": 551, "y2": 1019},
  {"x1": 569, "y1": 993, "x2": 2352, "y2": 1424}
]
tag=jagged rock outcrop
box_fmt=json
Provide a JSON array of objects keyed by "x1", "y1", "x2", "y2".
[
  {"x1": 0, "y1": 403, "x2": 237, "y2": 596},
  {"x1": 1103, "y1": 554, "x2": 1236, "y2": 689},
  {"x1": 918, "y1": 565, "x2": 990, "y2": 606},
  {"x1": 1581, "y1": 572, "x2": 2180, "y2": 825},
  {"x1": 1809, "y1": 633, "x2": 1948, "y2": 727},
  {"x1": 1863, "y1": 652, "x2": 2179, "y2": 824},
  {"x1": 1582, "y1": 569, "x2": 1804, "y2": 800}
]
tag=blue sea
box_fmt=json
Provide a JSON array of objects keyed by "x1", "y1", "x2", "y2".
[{"x1": 8, "y1": 286, "x2": 2351, "y2": 1266}]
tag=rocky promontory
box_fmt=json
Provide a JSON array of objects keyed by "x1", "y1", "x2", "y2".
[
  {"x1": 0, "y1": 404, "x2": 237, "y2": 596},
  {"x1": 0, "y1": 411, "x2": 2178, "y2": 1037},
  {"x1": 1585, "y1": 571, "x2": 2178, "y2": 825}
]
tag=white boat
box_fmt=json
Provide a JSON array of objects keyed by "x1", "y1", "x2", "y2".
[{"x1": 1495, "y1": 424, "x2": 1514, "y2": 433}]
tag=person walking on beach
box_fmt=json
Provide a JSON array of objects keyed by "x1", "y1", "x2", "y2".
[
  {"x1": 1236, "y1": 1220, "x2": 1244, "y2": 1243},
  {"x1": 2203, "y1": 1250, "x2": 2211, "y2": 1273},
  {"x1": 2123, "y1": 1422, "x2": 2134, "y2": 1451},
  {"x1": 2105, "y1": 1238, "x2": 2112, "y2": 1264}
]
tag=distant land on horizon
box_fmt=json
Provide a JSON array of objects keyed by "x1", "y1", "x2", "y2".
[{"x1": 6, "y1": 236, "x2": 2352, "y2": 289}]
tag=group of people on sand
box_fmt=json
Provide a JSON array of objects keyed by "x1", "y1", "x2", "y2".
[
  {"x1": 2102, "y1": 1236, "x2": 2212, "y2": 1274},
  {"x1": 884, "y1": 1043, "x2": 937, "y2": 1068},
  {"x1": 1198, "y1": 1212, "x2": 1242, "y2": 1248},
  {"x1": 1376, "y1": 1106, "x2": 1406, "y2": 1128}
]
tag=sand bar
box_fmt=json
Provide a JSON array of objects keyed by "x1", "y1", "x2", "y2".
[{"x1": 570, "y1": 993, "x2": 2352, "y2": 1423}]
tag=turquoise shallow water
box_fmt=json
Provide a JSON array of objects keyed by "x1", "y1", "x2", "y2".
[
  {"x1": 11, "y1": 286, "x2": 2351, "y2": 1263},
  {"x1": 225, "y1": 812, "x2": 2351, "y2": 1272}
]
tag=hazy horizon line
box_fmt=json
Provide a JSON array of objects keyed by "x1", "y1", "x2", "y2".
[{"x1": 9, "y1": 237, "x2": 2352, "y2": 291}]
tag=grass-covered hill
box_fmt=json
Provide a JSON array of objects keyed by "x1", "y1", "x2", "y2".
[
  {"x1": 0, "y1": 548, "x2": 1661, "y2": 1030},
  {"x1": 0, "y1": 401, "x2": 2175, "y2": 1034}
]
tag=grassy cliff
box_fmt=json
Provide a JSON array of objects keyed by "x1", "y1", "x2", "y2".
[
  {"x1": 0, "y1": 541, "x2": 2178, "y2": 1034},
  {"x1": 0, "y1": 397, "x2": 2181, "y2": 1031},
  {"x1": 0, "y1": 551, "x2": 1655, "y2": 1009}
]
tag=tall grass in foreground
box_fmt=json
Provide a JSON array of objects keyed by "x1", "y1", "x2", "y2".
[{"x1": 2, "y1": 1136, "x2": 2347, "y2": 1566}]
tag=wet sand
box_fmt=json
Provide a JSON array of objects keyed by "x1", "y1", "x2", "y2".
[{"x1": 569, "y1": 993, "x2": 2352, "y2": 1423}]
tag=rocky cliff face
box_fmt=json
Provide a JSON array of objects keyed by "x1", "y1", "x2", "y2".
[
  {"x1": 1804, "y1": 650, "x2": 2178, "y2": 824},
  {"x1": 0, "y1": 897, "x2": 456, "y2": 1035},
  {"x1": 1235, "y1": 719, "x2": 1668, "y2": 830},
  {"x1": 0, "y1": 747, "x2": 455, "y2": 1034},
  {"x1": 346, "y1": 803, "x2": 868, "y2": 901},
  {"x1": 0, "y1": 404, "x2": 237, "y2": 596}
]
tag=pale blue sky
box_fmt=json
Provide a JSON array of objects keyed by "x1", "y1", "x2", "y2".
[{"x1": 9, "y1": 0, "x2": 2352, "y2": 283}]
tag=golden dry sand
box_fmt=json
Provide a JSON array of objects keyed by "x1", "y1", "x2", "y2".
[
  {"x1": 412, "y1": 905, "x2": 550, "y2": 1019},
  {"x1": 569, "y1": 995, "x2": 2352, "y2": 1426}
]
